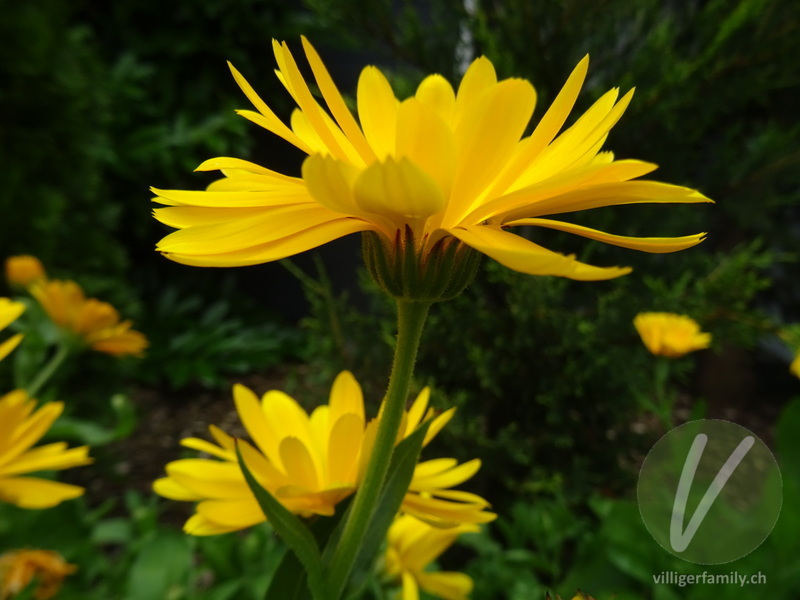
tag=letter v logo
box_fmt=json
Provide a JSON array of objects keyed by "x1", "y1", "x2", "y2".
[{"x1": 669, "y1": 433, "x2": 755, "y2": 552}]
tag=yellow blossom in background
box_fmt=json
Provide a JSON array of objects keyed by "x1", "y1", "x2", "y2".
[
  {"x1": 5, "y1": 256, "x2": 46, "y2": 288},
  {"x1": 790, "y1": 353, "x2": 800, "y2": 379},
  {"x1": 633, "y1": 312, "x2": 711, "y2": 358},
  {"x1": 29, "y1": 280, "x2": 147, "y2": 357},
  {"x1": 154, "y1": 371, "x2": 494, "y2": 535},
  {"x1": 0, "y1": 299, "x2": 25, "y2": 362},
  {"x1": 0, "y1": 390, "x2": 93, "y2": 508},
  {"x1": 153, "y1": 37, "x2": 710, "y2": 280},
  {"x1": 0, "y1": 549, "x2": 76, "y2": 600},
  {"x1": 384, "y1": 514, "x2": 478, "y2": 600}
]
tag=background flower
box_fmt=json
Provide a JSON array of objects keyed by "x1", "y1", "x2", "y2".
[
  {"x1": 0, "y1": 549, "x2": 76, "y2": 600},
  {"x1": 29, "y1": 280, "x2": 147, "y2": 357},
  {"x1": 384, "y1": 514, "x2": 478, "y2": 600},
  {"x1": 0, "y1": 298, "x2": 25, "y2": 362},
  {"x1": 633, "y1": 312, "x2": 711, "y2": 358},
  {"x1": 154, "y1": 371, "x2": 493, "y2": 535},
  {"x1": 5, "y1": 255, "x2": 46, "y2": 288},
  {"x1": 0, "y1": 390, "x2": 93, "y2": 508}
]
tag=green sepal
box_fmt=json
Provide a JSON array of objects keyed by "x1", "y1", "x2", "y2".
[
  {"x1": 338, "y1": 420, "x2": 432, "y2": 600},
  {"x1": 235, "y1": 442, "x2": 326, "y2": 600},
  {"x1": 362, "y1": 229, "x2": 480, "y2": 303}
]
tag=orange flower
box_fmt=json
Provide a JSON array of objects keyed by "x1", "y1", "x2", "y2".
[
  {"x1": 633, "y1": 312, "x2": 711, "y2": 358},
  {"x1": 29, "y1": 280, "x2": 147, "y2": 357},
  {"x1": 0, "y1": 550, "x2": 76, "y2": 600},
  {"x1": 5, "y1": 256, "x2": 46, "y2": 288}
]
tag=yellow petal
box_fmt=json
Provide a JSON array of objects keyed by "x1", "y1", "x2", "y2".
[
  {"x1": 150, "y1": 185, "x2": 311, "y2": 209},
  {"x1": 470, "y1": 159, "x2": 659, "y2": 224},
  {"x1": 328, "y1": 370, "x2": 365, "y2": 426},
  {"x1": 357, "y1": 66, "x2": 398, "y2": 160},
  {"x1": 184, "y1": 513, "x2": 240, "y2": 536},
  {"x1": 279, "y1": 437, "x2": 319, "y2": 491},
  {"x1": 156, "y1": 205, "x2": 343, "y2": 255},
  {"x1": 448, "y1": 226, "x2": 631, "y2": 281},
  {"x1": 181, "y1": 437, "x2": 234, "y2": 461},
  {"x1": 410, "y1": 459, "x2": 481, "y2": 491},
  {"x1": 402, "y1": 571, "x2": 420, "y2": 600},
  {"x1": 404, "y1": 387, "x2": 430, "y2": 436},
  {"x1": 423, "y1": 407, "x2": 456, "y2": 447},
  {"x1": 455, "y1": 56, "x2": 497, "y2": 114},
  {"x1": 161, "y1": 218, "x2": 374, "y2": 267},
  {"x1": 166, "y1": 459, "x2": 250, "y2": 499},
  {"x1": 354, "y1": 157, "x2": 446, "y2": 221},
  {"x1": 195, "y1": 157, "x2": 302, "y2": 184},
  {"x1": 507, "y1": 218, "x2": 707, "y2": 253},
  {"x1": 0, "y1": 333, "x2": 23, "y2": 362},
  {"x1": 302, "y1": 154, "x2": 362, "y2": 215},
  {"x1": 233, "y1": 384, "x2": 283, "y2": 468},
  {"x1": 0, "y1": 444, "x2": 91, "y2": 477},
  {"x1": 447, "y1": 78, "x2": 536, "y2": 223},
  {"x1": 327, "y1": 413, "x2": 363, "y2": 485},
  {"x1": 227, "y1": 61, "x2": 314, "y2": 154},
  {"x1": 417, "y1": 572, "x2": 474, "y2": 600},
  {"x1": 153, "y1": 477, "x2": 204, "y2": 501},
  {"x1": 395, "y1": 98, "x2": 455, "y2": 201},
  {"x1": 0, "y1": 476, "x2": 84, "y2": 508},
  {"x1": 416, "y1": 74, "x2": 456, "y2": 127},
  {"x1": 0, "y1": 299, "x2": 25, "y2": 330},
  {"x1": 483, "y1": 55, "x2": 589, "y2": 199},
  {"x1": 0, "y1": 402, "x2": 64, "y2": 468},
  {"x1": 272, "y1": 40, "x2": 355, "y2": 162},
  {"x1": 301, "y1": 36, "x2": 376, "y2": 164},
  {"x1": 412, "y1": 458, "x2": 459, "y2": 478},
  {"x1": 196, "y1": 498, "x2": 265, "y2": 529}
]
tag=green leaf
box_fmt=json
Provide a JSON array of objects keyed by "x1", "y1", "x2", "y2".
[
  {"x1": 235, "y1": 442, "x2": 326, "y2": 600},
  {"x1": 776, "y1": 398, "x2": 800, "y2": 490},
  {"x1": 125, "y1": 530, "x2": 193, "y2": 600},
  {"x1": 334, "y1": 420, "x2": 431, "y2": 600},
  {"x1": 265, "y1": 503, "x2": 349, "y2": 600}
]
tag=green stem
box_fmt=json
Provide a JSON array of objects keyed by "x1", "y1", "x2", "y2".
[
  {"x1": 654, "y1": 358, "x2": 674, "y2": 429},
  {"x1": 26, "y1": 343, "x2": 71, "y2": 398},
  {"x1": 325, "y1": 300, "x2": 430, "y2": 600}
]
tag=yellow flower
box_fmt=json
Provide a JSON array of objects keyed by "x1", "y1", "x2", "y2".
[
  {"x1": 5, "y1": 256, "x2": 46, "y2": 288},
  {"x1": 153, "y1": 37, "x2": 709, "y2": 280},
  {"x1": 0, "y1": 549, "x2": 76, "y2": 600},
  {"x1": 790, "y1": 353, "x2": 800, "y2": 379},
  {"x1": 154, "y1": 371, "x2": 494, "y2": 535},
  {"x1": 633, "y1": 312, "x2": 711, "y2": 358},
  {"x1": 0, "y1": 299, "x2": 25, "y2": 362},
  {"x1": 384, "y1": 514, "x2": 478, "y2": 600},
  {"x1": 0, "y1": 390, "x2": 93, "y2": 508},
  {"x1": 29, "y1": 280, "x2": 147, "y2": 357}
]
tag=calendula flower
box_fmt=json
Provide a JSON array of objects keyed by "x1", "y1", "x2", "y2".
[
  {"x1": 384, "y1": 514, "x2": 478, "y2": 600},
  {"x1": 0, "y1": 390, "x2": 93, "y2": 508},
  {"x1": 0, "y1": 549, "x2": 76, "y2": 600},
  {"x1": 5, "y1": 256, "x2": 46, "y2": 288},
  {"x1": 29, "y1": 280, "x2": 147, "y2": 357},
  {"x1": 153, "y1": 37, "x2": 709, "y2": 282},
  {"x1": 634, "y1": 312, "x2": 711, "y2": 358},
  {"x1": 0, "y1": 299, "x2": 25, "y2": 362},
  {"x1": 154, "y1": 371, "x2": 494, "y2": 535}
]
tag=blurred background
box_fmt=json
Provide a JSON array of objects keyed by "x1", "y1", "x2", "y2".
[{"x1": 1, "y1": 0, "x2": 799, "y2": 598}]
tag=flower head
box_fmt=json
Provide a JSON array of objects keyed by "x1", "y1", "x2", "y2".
[
  {"x1": 0, "y1": 390, "x2": 93, "y2": 508},
  {"x1": 29, "y1": 280, "x2": 147, "y2": 357},
  {"x1": 5, "y1": 256, "x2": 46, "y2": 288},
  {"x1": 0, "y1": 298, "x2": 25, "y2": 362},
  {"x1": 154, "y1": 371, "x2": 494, "y2": 535},
  {"x1": 634, "y1": 312, "x2": 711, "y2": 358},
  {"x1": 153, "y1": 37, "x2": 709, "y2": 281},
  {"x1": 384, "y1": 514, "x2": 478, "y2": 600},
  {"x1": 0, "y1": 549, "x2": 76, "y2": 600}
]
